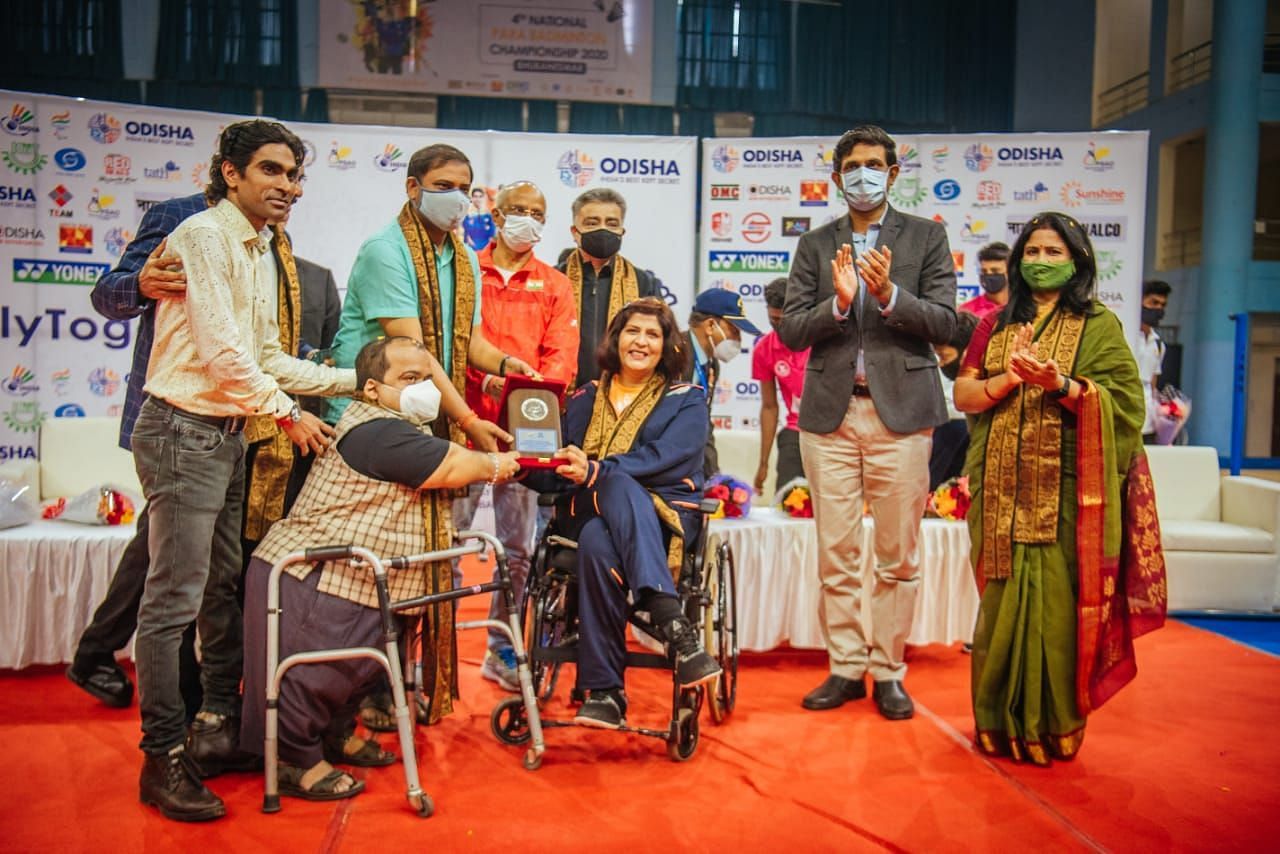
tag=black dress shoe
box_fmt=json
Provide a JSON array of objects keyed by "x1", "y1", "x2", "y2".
[
  {"x1": 872, "y1": 680, "x2": 915, "y2": 720},
  {"x1": 186, "y1": 715, "x2": 263, "y2": 778},
  {"x1": 66, "y1": 660, "x2": 133, "y2": 708},
  {"x1": 801, "y1": 674, "x2": 867, "y2": 710},
  {"x1": 139, "y1": 747, "x2": 226, "y2": 822}
]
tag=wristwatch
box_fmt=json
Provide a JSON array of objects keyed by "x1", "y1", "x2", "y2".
[
  {"x1": 1048, "y1": 375, "x2": 1072, "y2": 400},
  {"x1": 276, "y1": 402, "x2": 302, "y2": 428}
]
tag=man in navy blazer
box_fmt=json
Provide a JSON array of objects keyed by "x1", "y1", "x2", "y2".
[{"x1": 778, "y1": 125, "x2": 957, "y2": 721}]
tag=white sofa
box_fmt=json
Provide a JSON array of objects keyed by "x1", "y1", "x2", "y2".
[
  {"x1": 0, "y1": 416, "x2": 141, "y2": 502},
  {"x1": 1145, "y1": 445, "x2": 1280, "y2": 611}
]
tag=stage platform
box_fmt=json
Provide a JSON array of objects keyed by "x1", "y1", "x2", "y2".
[{"x1": 2, "y1": 555, "x2": 1277, "y2": 851}]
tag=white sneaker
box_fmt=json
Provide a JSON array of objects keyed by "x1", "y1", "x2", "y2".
[{"x1": 480, "y1": 648, "x2": 520, "y2": 693}]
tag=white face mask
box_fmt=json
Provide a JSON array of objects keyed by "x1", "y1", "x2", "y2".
[
  {"x1": 840, "y1": 166, "x2": 889, "y2": 212},
  {"x1": 500, "y1": 214, "x2": 544, "y2": 253},
  {"x1": 395, "y1": 378, "x2": 442, "y2": 425},
  {"x1": 711, "y1": 322, "x2": 741, "y2": 362},
  {"x1": 416, "y1": 187, "x2": 469, "y2": 231}
]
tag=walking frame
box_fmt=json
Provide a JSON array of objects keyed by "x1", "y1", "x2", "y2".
[{"x1": 261, "y1": 530, "x2": 545, "y2": 818}]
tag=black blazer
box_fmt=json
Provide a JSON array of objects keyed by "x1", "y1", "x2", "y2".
[{"x1": 777, "y1": 207, "x2": 957, "y2": 434}]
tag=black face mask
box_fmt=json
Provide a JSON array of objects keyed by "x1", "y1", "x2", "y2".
[
  {"x1": 1141, "y1": 306, "x2": 1165, "y2": 327},
  {"x1": 979, "y1": 272, "x2": 1007, "y2": 294},
  {"x1": 579, "y1": 228, "x2": 622, "y2": 259}
]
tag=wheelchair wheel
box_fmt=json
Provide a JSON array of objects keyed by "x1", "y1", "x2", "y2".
[
  {"x1": 666, "y1": 690, "x2": 701, "y2": 762},
  {"x1": 704, "y1": 538, "x2": 739, "y2": 724},
  {"x1": 490, "y1": 695, "x2": 531, "y2": 745},
  {"x1": 523, "y1": 573, "x2": 570, "y2": 702}
]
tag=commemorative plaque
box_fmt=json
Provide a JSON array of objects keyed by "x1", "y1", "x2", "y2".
[{"x1": 496, "y1": 376, "x2": 569, "y2": 468}]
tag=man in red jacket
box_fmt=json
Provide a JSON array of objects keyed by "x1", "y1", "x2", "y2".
[{"x1": 454, "y1": 180, "x2": 579, "y2": 690}]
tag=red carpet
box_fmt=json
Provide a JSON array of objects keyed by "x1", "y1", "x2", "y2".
[{"x1": 3, "y1": 556, "x2": 1278, "y2": 851}]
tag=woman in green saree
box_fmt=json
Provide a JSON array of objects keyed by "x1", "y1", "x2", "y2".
[{"x1": 955, "y1": 212, "x2": 1166, "y2": 766}]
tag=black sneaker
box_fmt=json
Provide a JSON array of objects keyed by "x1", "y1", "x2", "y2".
[
  {"x1": 139, "y1": 746, "x2": 226, "y2": 822},
  {"x1": 66, "y1": 659, "x2": 133, "y2": 708},
  {"x1": 663, "y1": 617, "x2": 722, "y2": 688},
  {"x1": 574, "y1": 690, "x2": 627, "y2": 730}
]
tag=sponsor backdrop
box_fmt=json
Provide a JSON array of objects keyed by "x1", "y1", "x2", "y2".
[
  {"x1": 316, "y1": 0, "x2": 656, "y2": 104},
  {"x1": 698, "y1": 132, "x2": 1149, "y2": 432},
  {"x1": 0, "y1": 89, "x2": 696, "y2": 461}
]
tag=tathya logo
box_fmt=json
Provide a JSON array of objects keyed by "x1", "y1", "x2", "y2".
[
  {"x1": 50, "y1": 110, "x2": 71, "y2": 139},
  {"x1": 2, "y1": 104, "x2": 38, "y2": 136},
  {"x1": 3, "y1": 400, "x2": 45, "y2": 433},
  {"x1": 888, "y1": 174, "x2": 927, "y2": 208},
  {"x1": 1095, "y1": 250, "x2": 1124, "y2": 281},
  {"x1": 347, "y1": 2, "x2": 434, "y2": 76},
  {"x1": 2, "y1": 141, "x2": 46, "y2": 174},
  {"x1": 373, "y1": 144, "x2": 406, "y2": 171},
  {"x1": 557, "y1": 149, "x2": 595, "y2": 187}
]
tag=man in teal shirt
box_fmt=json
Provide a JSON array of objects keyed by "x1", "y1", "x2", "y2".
[{"x1": 327, "y1": 143, "x2": 535, "y2": 443}]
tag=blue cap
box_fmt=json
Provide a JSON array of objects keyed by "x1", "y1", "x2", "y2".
[{"x1": 693, "y1": 288, "x2": 763, "y2": 336}]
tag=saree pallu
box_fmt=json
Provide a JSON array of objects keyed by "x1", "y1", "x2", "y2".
[{"x1": 965, "y1": 304, "x2": 1161, "y2": 764}]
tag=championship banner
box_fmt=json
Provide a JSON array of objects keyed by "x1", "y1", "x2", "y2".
[
  {"x1": 697, "y1": 131, "x2": 1150, "y2": 431},
  {"x1": 0, "y1": 89, "x2": 696, "y2": 461},
  {"x1": 316, "y1": 0, "x2": 657, "y2": 104}
]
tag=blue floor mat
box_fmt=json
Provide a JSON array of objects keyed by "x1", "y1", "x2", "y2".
[{"x1": 1177, "y1": 616, "x2": 1280, "y2": 657}]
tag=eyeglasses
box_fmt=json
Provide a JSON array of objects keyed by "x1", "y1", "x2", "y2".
[{"x1": 499, "y1": 205, "x2": 546, "y2": 223}]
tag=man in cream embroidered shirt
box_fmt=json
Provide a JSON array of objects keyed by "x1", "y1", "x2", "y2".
[{"x1": 145, "y1": 198, "x2": 354, "y2": 415}]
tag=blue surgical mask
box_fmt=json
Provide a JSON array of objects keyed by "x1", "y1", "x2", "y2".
[
  {"x1": 416, "y1": 186, "x2": 469, "y2": 231},
  {"x1": 840, "y1": 166, "x2": 888, "y2": 212}
]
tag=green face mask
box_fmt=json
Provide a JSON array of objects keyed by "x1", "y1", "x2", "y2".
[{"x1": 1021, "y1": 259, "x2": 1076, "y2": 291}]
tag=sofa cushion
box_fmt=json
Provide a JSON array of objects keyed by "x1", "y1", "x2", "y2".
[
  {"x1": 1161, "y1": 519, "x2": 1275, "y2": 554},
  {"x1": 1144, "y1": 445, "x2": 1222, "y2": 522}
]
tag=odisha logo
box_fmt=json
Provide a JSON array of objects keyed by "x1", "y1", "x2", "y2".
[
  {"x1": 742, "y1": 148, "x2": 803, "y2": 167},
  {"x1": 964, "y1": 143, "x2": 994, "y2": 172},
  {"x1": 87, "y1": 113, "x2": 121, "y2": 144},
  {"x1": 711, "y1": 145, "x2": 739, "y2": 173},
  {"x1": 125, "y1": 121, "x2": 195, "y2": 142},
  {"x1": 373, "y1": 144, "x2": 406, "y2": 171},
  {"x1": 88, "y1": 367, "x2": 120, "y2": 397},
  {"x1": 557, "y1": 149, "x2": 596, "y2": 187},
  {"x1": 2, "y1": 104, "x2": 37, "y2": 136},
  {"x1": 997, "y1": 145, "x2": 1064, "y2": 165},
  {"x1": 599, "y1": 157, "x2": 679, "y2": 178}
]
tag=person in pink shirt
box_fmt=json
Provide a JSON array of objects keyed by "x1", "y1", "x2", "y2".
[
  {"x1": 753, "y1": 278, "x2": 809, "y2": 494},
  {"x1": 958, "y1": 242, "x2": 1010, "y2": 321}
]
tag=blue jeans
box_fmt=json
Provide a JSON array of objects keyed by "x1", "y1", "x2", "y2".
[
  {"x1": 131, "y1": 397, "x2": 246, "y2": 755},
  {"x1": 452, "y1": 480, "x2": 537, "y2": 649}
]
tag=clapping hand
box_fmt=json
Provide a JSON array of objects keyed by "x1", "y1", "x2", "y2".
[
  {"x1": 830, "y1": 244, "x2": 858, "y2": 314},
  {"x1": 856, "y1": 246, "x2": 894, "y2": 305},
  {"x1": 1007, "y1": 324, "x2": 1061, "y2": 390}
]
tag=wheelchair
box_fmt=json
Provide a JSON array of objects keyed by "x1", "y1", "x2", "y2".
[
  {"x1": 490, "y1": 495, "x2": 738, "y2": 766},
  {"x1": 261, "y1": 530, "x2": 545, "y2": 818}
]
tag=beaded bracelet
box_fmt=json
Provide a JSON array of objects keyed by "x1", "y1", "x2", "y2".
[{"x1": 487, "y1": 452, "x2": 500, "y2": 484}]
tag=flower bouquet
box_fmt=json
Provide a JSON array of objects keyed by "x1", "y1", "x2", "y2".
[
  {"x1": 704, "y1": 473, "x2": 753, "y2": 519},
  {"x1": 43, "y1": 484, "x2": 138, "y2": 525},
  {"x1": 775, "y1": 477, "x2": 814, "y2": 519},
  {"x1": 926, "y1": 475, "x2": 971, "y2": 521}
]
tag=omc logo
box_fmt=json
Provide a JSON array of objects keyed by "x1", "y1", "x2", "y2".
[
  {"x1": 557, "y1": 149, "x2": 596, "y2": 187},
  {"x1": 710, "y1": 145, "x2": 739, "y2": 173}
]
